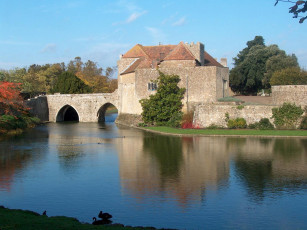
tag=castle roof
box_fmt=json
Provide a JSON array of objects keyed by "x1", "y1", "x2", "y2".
[{"x1": 120, "y1": 42, "x2": 224, "y2": 75}]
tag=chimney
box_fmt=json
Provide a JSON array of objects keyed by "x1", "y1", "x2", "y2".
[{"x1": 220, "y1": 58, "x2": 227, "y2": 67}]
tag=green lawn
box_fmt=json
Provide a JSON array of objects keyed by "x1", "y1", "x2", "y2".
[
  {"x1": 0, "y1": 206, "x2": 156, "y2": 230},
  {"x1": 144, "y1": 126, "x2": 307, "y2": 137}
]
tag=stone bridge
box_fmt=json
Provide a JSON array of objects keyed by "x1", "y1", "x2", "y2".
[{"x1": 27, "y1": 90, "x2": 119, "y2": 122}]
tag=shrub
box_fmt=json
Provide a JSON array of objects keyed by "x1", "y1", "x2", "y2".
[
  {"x1": 140, "y1": 72, "x2": 185, "y2": 127},
  {"x1": 207, "y1": 124, "x2": 225, "y2": 129},
  {"x1": 272, "y1": 103, "x2": 303, "y2": 129},
  {"x1": 300, "y1": 116, "x2": 307, "y2": 129},
  {"x1": 249, "y1": 118, "x2": 274, "y2": 130},
  {"x1": 227, "y1": 118, "x2": 247, "y2": 129}
]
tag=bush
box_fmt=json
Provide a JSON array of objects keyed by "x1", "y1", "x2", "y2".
[
  {"x1": 227, "y1": 118, "x2": 247, "y2": 129},
  {"x1": 140, "y1": 72, "x2": 185, "y2": 127},
  {"x1": 272, "y1": 103, "x2": 303, "y2": 129},
  {"x1": 300, "y1": 116, "x2": 307, "y2": 129},
  {"x1": 249, "y1": 118, "x2": 274, "y2": 130}
]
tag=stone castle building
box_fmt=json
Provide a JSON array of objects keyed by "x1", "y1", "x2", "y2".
[{"x1": 117, "y1": 41, "x2": 229, "y2": 115}]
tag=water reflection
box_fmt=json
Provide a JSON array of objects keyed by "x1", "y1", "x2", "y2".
[
  {"x1": 118, "y1": 133, "x2": 307, "y2": 205},
  {"x1": 0, "y1": 127, "x2": 49, "y2": 191},
  {"x1": 118, "y1": 133, "x2": 230, "y2": 206},
  {"x1": 1, "y1": 123, "x2": 307, "y2": 229},
  {"x1": 234, "y1": 138, "x2": 307, "y2": 201}
]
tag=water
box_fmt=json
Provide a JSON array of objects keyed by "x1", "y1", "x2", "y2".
[{"x1": 1, "y1": 117, "x2": 307, "y2": 229}]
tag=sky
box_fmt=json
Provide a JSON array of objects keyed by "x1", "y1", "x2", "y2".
[{"x1": 0, "y1": 0, "x2": 306, "y2": 72}]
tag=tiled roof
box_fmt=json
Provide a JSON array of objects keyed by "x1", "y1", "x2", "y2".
[
  {"x1": 120, "y1": 42, "x2": 224, "y2": 75},
  {"x1": 122, "y1": 44, "x2": 149, "y2": 58},
  {"x1": 204, "y1": 51, "x2": 224, "y2": 67},
  {"x1": 163, "y1": 42, "x2": 195, "y2": 60}
]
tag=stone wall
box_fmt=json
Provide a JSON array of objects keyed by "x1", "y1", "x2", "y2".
[
  {"x1": 272, "y1": 85, "x2": 307, "y2": 107},
  {"x1": 193, "y1": 103, "x2": 275, "y2": 128},
  {"x1": 119, "y1": 66, "x2": 229, "y2": 115},
  {"x1": 25, "y1": 96, "x2": 49, "y2": 121}
]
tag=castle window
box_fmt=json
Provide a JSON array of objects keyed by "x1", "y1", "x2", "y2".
[{"x1": 148, "y1": 83, "x2": 157, "y2": 91}]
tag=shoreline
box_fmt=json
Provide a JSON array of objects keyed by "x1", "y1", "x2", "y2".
[
  {"x1": 132, "y1": 125, "x2": 307, "y2": 139},
  {"x1": 0, "y1": 206, "x2": 174, "y2": 230}
]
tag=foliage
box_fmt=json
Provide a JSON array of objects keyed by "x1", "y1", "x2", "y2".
[
  {"x1": 237, "y1": 105, "x2": 244, "y2": 110},
  {"x1": 270, "y1": 67, "x2": 307, "y2": 85},
  {"x1": 1, "y1": 57, "x2": 117, "y2": 96},
  {"x1": 230, "y1": 36, "x2": 299, "y2": 95},
  {"x1": 0, "y1": 114, "x2": 40, "y2": 131},
  {"x1": 207, "y1": 124, "x2": 225, "y2": 129},
  {"x1": 300, "y1": 115, "x2": 307, "y2": 129},
  {"x1": 218, "y1": 96, "x2": 243, "y2": 102},
  {"x1": 272, "y1": 103, "x2": 304, "y2": 129},
  {"x1": 51, "y1": 72, "x2": 93, "y2": 94},
  {"x1": 248, "y1": 118, "x2": 275, "y2": 130},
  {"x1": 140, "y1": 72, "x2": 185, "y2": 127},
  {"x1": 0, "y1": 81, "x2": 27, "y2": 116},
  {"x1": 181, "y1": 111, "x2": 200, "y2": 129},
  {"x1": 275, "y1": 0, "x2": 307, "y2": 23},
  {"x1": 227, "y1": 118, "x2": 247, "y2": 129}
]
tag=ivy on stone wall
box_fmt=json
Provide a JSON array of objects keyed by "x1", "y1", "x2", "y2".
[{"x1": 272, "y1": 103, "x2": 304, "y2": 129}]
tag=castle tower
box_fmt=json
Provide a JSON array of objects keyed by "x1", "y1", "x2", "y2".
[{"x1": 185, "y1": 42, "x2": 205, "y2": 66}]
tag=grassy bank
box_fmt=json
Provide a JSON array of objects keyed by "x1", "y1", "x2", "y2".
[
  {"x1": 144, "y1": 126, "x2": 307, "y2": 137},
  {"x1": 0, "y1": 206, "x2": 164, "y2": 230}
]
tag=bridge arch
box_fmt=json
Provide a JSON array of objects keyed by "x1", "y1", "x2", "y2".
[
  {"x1": 56, "y1": 104, "x2": 79, "y2": 122},
  {"x1": 97, "y1": 103, "x2": 118, "y2": 122}
]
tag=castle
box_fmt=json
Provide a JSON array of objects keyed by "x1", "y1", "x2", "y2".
[{"x1": 117, "y1": 41, "x2": 229, "y2": 115}]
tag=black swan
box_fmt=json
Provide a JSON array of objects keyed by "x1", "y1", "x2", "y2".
[
  {"x1": 92, "y1": 217, "x2": 112, "y2": 225},
  {"x1": 98, "y1": 211, "x2": 112, "y2": 220}
]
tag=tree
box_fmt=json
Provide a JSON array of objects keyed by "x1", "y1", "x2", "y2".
[
  {"x1": 140, "y1": 72, "x2": 185, "y2": 127},
  {"x1": 0, "y1": 82, "x2": 26, "y2": 116},
  {"x1": 270, "y1": 67, "x2": 307, "y2": 85},
  {"x1": 52, "y1": 71, "x2": 93, "y2": 94},
  {"x1": 230, "y1": 36, "x2": 299, "y2": 95},
  {"x1": 275, "y1": 1, "x2": 307, "y2": 23}
]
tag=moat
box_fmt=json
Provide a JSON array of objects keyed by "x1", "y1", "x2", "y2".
[{"x1": 1, "y1": 116, "x2": 307, "y2": 229}]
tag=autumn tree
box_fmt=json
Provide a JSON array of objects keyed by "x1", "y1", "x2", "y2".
[
  {"x1": 275, "y1": 0, "x2": 307, "y2": 23},
  {"x1": 0, "y1": 82, "x2": 26, "y2": 116}
]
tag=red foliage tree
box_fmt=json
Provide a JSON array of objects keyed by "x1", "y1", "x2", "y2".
[{"x1": 0, "y1": 82, "x2": 28, "y2": 116}]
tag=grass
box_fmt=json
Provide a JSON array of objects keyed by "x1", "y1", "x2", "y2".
[
  {"x1": 217, "y1": 96, "x2": 242, "y2": 102},
  {"x1": 144, "y1": 126, "x2": 307, "y2": 137},
  {"x1": 0, "y1": 206, "x2": 160, "y2": 230}
]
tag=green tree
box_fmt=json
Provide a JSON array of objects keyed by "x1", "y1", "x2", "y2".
[
  {"x1": 52, "y1": 71, "x2": 92, "y2": 94},
  {"x1": 270, "y1": 67, "x2": 307, "y2": 85},
  {"x1": 275, "y1": 0, "x2": 307, "y2": 23},
  {"x1": 140, "y1": 72, "x2": 185, "y2": 127},
  {"x1": 263, "y1": 53, "x2": 298, "y2": 88},
  {"x1": 230, "y1": 36, "x2": 298, "y2": 95}
]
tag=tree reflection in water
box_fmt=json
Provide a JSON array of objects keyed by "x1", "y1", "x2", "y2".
[{"x1": 234, "y1": 138, "x2": 307, "y2": 202}]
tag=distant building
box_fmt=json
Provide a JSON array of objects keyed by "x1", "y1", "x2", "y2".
[{"x1": 117, "y1": 41, "x2": 229, "y2": 115}]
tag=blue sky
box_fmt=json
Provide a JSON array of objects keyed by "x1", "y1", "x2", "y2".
[{"x1": 0, "y1": 0, "x2": 306, "y2": 71}]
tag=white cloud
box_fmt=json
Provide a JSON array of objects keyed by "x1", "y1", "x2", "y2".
[
  {"x1": 126, "y1": 11, "x2": 147, "y2": 23},
  {"x1": 172, "y1": 17, "x2": 186, "y2": 26},
  {"x1": 41, "y1": 43, "x2": 57, "y2": 53}
]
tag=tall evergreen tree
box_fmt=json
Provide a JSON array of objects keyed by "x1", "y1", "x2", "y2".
[{"x1": 51, "y1": 71, "x2": 92, "y2": 94}]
